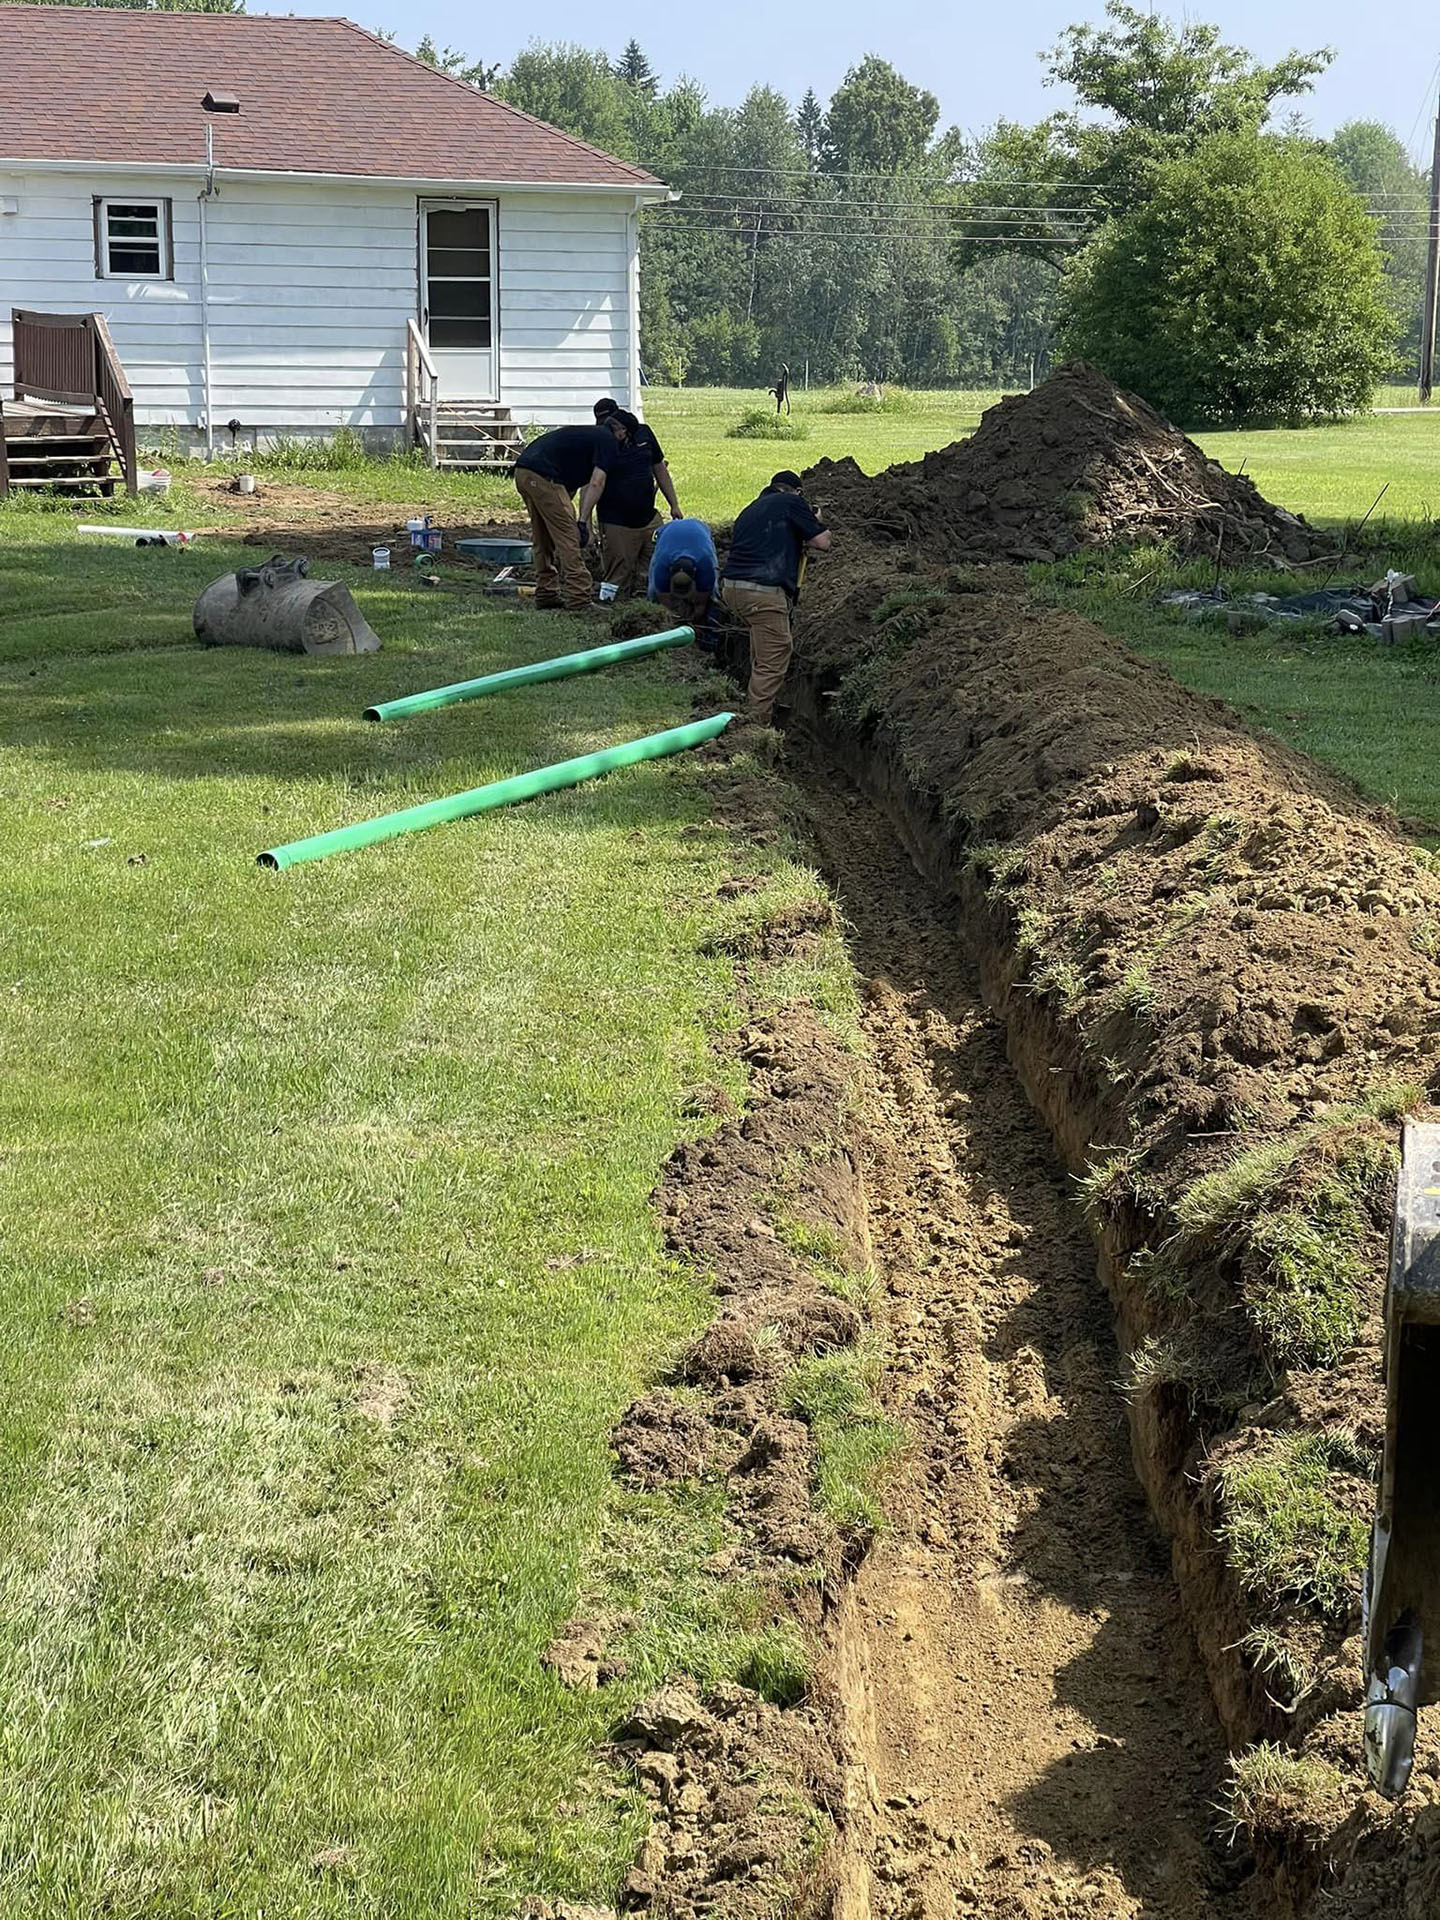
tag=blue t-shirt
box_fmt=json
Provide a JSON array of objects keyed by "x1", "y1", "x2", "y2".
[{"x1": 649, "y1": 518, "x2": 718, "y2": 598}]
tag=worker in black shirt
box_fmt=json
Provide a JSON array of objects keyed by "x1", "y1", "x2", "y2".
[
  {"x1": 593, "y1": 408, "x2": 682, "y2": 599},
  {"x1": 719, "y1": 470, "x2": 830, "y2": 725},
  {"x1": 594, "y1": 397, "x2": 681, "y2": 520},
  {"x1": 514, "y1": 415, "x2": 630, "y2": 611}
]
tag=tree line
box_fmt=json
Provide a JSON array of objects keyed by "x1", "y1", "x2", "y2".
[{"x1": 478, "y1": 9, "x2": 1422, "y2": 416}]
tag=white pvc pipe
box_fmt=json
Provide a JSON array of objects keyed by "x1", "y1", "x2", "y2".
[
  {"x1": 77, "y1": 526, "x2": 193, "y2": 544},
  {"x1": 199, "y1": 121, "x2": 214, "y2": 460}
]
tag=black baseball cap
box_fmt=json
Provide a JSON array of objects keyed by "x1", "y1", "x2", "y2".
[
  {"x1": 770, "y1": 469, "x2": 803, "y2": 489},
  {"x1": 593, "y1": 397, "x2": 619, "y2": 420}
]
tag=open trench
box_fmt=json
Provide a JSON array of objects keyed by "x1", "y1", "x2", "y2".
[{"x1": 795, "y1": 748, "x2": 1260, "y2": 1920}]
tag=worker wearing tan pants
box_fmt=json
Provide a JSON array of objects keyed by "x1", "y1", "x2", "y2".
[
  {"x1": 512, "y1": 419, "x2": 628, "y2": 610},
  {"x1": 719, "y1": 471, "x2": 831, "y2": 724},
  {"x1": 719, "y1": 581, "x2": 794, "y2": 722},
  {"x1": 515, "y1": 469, "x2": 591, "y2": 609},
  {"x1": 602, "y1": 514, "x2": 662, "y2": 600}
]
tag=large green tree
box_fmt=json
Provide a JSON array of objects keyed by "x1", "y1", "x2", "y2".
[
  {"x1": 821, "y1": 56, "x2": 941, "y2": 177},
  {"x1": 962, "y1": 1, "x2": 1332, "y2": 260},
  {"x1": 1058, "y1": 133, "x2": 1395, "y2": 424},
  {"x1": 415, "y1": 35, "x2": 499, "y2": 89},
  {"x1": 500, "y1": 43, "x2": 638, "y2": 159}
]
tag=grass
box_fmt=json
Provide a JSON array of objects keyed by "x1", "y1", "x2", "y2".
[
  {"x1": 1226, "y1": 1743, "x2": 1344, "y2": 1833},
  {"x1": 0, "y1": 509, "x2": 855, "y2": 1915},
  {"x1": 780, "y1": 1347, "x2": 900, "y2": 1535},
  {"x1": 1168, "y1": 1104, "x2": 1405, "y2": 1372},
  {"x1": 1216, "y1": 1428, "x2": 1373, "y2": 1620},
  {"x1": 726, "y1": 407, "x2": 811, "y2": 442}
]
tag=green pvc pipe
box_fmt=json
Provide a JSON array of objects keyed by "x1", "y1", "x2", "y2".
[
  {"x1": 363, "y1": 626, "x2": 696, "y2": 723},
  {"x1": 257, "y1": 711, "x2": 735, "y2": 871}
]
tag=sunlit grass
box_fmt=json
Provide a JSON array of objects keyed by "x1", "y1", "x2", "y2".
[{"x1": 0, "y1": 513, "x2": 851, "y2": 1916}]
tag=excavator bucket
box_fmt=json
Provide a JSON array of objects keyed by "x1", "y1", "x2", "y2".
[
  {"x1": 1364, "y1": 1121, "x2": 1440, "y2": 1797},
  {"x1": 193, "y1": 554, "x2": 381, "y2": 656}
]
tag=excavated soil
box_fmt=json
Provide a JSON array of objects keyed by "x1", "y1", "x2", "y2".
[
  {"x1": 801, "y1": 363, "x2": 1327, "y2": 566},
  {"x1": 773, "y1": 539, "x2": 1440, "y2": 1911}
]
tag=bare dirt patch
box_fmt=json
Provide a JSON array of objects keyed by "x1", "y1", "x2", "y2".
[{"x1": 805, "y1": 755, "x2": 1258, "y2": 1920}]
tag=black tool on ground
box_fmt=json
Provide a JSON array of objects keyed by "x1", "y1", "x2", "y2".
[{"x1": 1364, "y1": 1121, "x2": 1440, "y2": 1798}]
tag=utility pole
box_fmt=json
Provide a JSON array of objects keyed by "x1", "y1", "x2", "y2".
[{"x1": 1420, "y1": 94, "x2": 1440, "y2": 403}]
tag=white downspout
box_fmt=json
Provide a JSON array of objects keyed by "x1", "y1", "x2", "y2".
[
  {"x1": 199, "y1": 120, "x2": 215, "y2": 459},
  {"x1": 627, "y1": 197, "x2": 642, "y2": 416}
]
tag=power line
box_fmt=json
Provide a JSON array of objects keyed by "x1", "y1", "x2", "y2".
[{"x1": 671, "y1": 195, "x2": 1107, "y2": 216}]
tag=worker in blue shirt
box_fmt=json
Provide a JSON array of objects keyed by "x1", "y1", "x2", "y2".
[{"x1": 649, "y1": 517, "x2": 719, "y2": 648}]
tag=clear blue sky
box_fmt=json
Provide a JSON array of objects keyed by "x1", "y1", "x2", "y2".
[{"x1": 269, "y1": 0, "x2": 1440, "y2": 161}]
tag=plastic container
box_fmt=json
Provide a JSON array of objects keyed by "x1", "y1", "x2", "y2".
[
  {"x1": 235, "y1": 473, "x2": 255, "y2": 495},
  {"x1": 372, "y1": 546, "x2": 390, "y2": 570},
  {"x1": 455, "y1": 537, "x2": 533, "y2": 567},
  {"x1": 598, "y1": 581, "x2": 619, "y2": 603}
]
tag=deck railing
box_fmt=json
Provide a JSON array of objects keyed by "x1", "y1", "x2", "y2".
[
  {"x1": 405, "y1": 318, "x2": 439, "y2": 467},
  {"x1": 10, "y1": 308, "x2": 137, "y2": 495},
  {"x1": 90, "y1": 313, "x2": 136, "y2": 495}
]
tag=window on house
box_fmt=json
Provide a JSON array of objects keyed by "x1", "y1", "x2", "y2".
[{"x1": 96, "y1": 199, "x2": 171, "y2": 279}]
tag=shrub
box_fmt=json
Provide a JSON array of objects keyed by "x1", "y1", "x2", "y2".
[
  {"x1": 1059, "y1": 132, "x2": 1396, "y2": 425},
  {"x1": 726, "y1": 409, "x2": 812, "y2": 442},
  {"x1": 815, "y1": 387, "x2": 919, "y2": 415}
]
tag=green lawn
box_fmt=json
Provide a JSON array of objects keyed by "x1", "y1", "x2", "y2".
[
  {"x1": 0, "y1": 522, "x2": 851, "y2": 1916},
  {"x1": 6, "y1": 377, "x2": 1440, "y2": 1911}
]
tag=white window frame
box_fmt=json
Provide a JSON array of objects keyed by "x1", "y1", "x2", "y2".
[{"x1": 95, "y1": 197, "x2": 172, "y2": 281}]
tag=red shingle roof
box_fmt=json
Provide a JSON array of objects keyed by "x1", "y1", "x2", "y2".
[{"x1": 0, "y1": 7, "x2": 662, "y2": 189}]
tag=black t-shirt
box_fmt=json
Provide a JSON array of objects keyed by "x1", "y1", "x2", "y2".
[
  {"x1": 599, "y1": 444, "x2": 661, "y2": 528},
  {"x1": 598, "y1": 425, "x2": 668, "y2": 528},
  {"x1": 721, "y1": 487, "x2": 827, "y2": 598},
  {"x1": 516, "y1": 424, "x2": 619, "y2": 494}
]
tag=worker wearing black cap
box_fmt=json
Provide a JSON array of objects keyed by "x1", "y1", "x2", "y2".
[{"x1": 719, "y1": 470, "x2": 830, "y2": 725}]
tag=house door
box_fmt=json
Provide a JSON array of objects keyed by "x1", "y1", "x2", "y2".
[{"x1": 420, "y1": 200, "x2": 496, "y2": 401}]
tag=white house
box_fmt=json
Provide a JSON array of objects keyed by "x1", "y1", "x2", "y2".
[{"x1": 0, "y1": 6, "x2": 668, "y2": 470}]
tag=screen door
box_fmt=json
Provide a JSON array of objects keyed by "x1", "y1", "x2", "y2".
[{"x1": 420, "y1": 200, "x2": 496, "y2": 401}]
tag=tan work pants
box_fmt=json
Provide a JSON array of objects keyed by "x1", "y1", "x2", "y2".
[
  {"x1": 600, "y1": 516, "x2": 661, "y2": 600},
  {"x1": 515, "y1": 468, "x2": 591, "y2": 610},
  {"x1": 721, "y1": 580, "x2": 792, "y2": 723}
]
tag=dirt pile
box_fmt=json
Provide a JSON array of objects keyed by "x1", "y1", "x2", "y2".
[{"x1": 801, "y1": 362, "x2": 1326, "y2": 565}]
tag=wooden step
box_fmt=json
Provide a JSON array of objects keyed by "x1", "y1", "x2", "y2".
[
  {"x1": 5, "y1": 433, "x2": 109, "y2": 450},
  {"x1": 6, "y1": 451, "x2": 113, "y2": 466},
  {"x1": 3, "y1": 476, "x2": 117, "y2": 490}
]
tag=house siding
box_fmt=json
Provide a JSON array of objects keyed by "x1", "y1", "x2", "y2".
[{"x1": 0, "y1": 169, "x2": 640, "y2": 440}]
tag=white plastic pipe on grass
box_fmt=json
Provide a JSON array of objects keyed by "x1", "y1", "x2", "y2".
[{"x1": 77, "y1": 526, "x2": 194, "y2": 545}]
